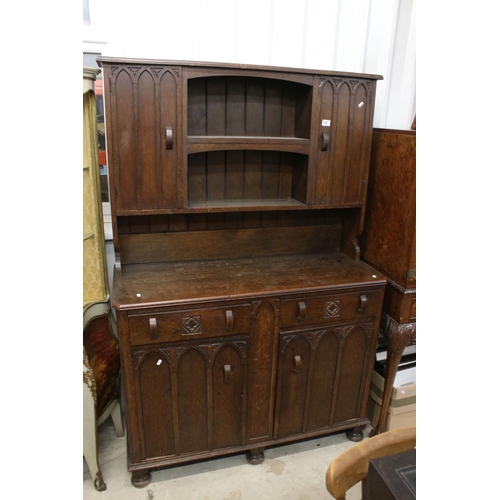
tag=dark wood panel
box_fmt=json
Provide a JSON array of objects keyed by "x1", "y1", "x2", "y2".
[
  {"x1": 212, "y1": 343, "x2": 247, "y2": 449},
  {"x1": 306, "y1": 331, "x2": 339, "y2": 431},
  {"x1": 343, "y1": 83, "x2": 369, "y2": 204},
  {"x1": 137, "y1": 351, "x2": 175, "y2": 459},
  {"x1": 332, "y1": 325, "x2": 367, "y2": 423},
  {"x1": 246, "y1": 301, "x2": 277, "y2": 442},
  {"x1": 137, "y1": 71, "x2": 157, "y2": 209},
  {"x1": 114, "y1": 69, "x2": 136, "y2": 210},
  {"x1": 114, "y1": 253, "x2": 385, "y2": 310},
  {"x1": 275, "y1": 334, "x2": 311, "y2": 438},
  {"x1": 119, "y1": 225, "x2": 341, "y2": 264},
  {"x1": 177, "y1": 348, "x2": 208, "y2": 454},
  {"x1": 360, "y1": 129, "x2": 416, "y2": 287}
]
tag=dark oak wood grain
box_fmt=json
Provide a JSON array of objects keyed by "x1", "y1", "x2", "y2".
[
  {"x1": 358, "y1": 128, "x2": 416, "y2": 436},
  {"x1": 97, "y1": 57, "x2": 385, "y2": 487}
]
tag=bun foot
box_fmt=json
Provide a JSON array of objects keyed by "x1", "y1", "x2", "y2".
[
  {"x1": 346, "y1": 426, "x2": 364, "y2": 442},
  {"x1": 245, "y1": 448, "x2": 265, "y2": 465},
  {"x1": 131, "y1": 470, "x2": 152, "y2": 488}
]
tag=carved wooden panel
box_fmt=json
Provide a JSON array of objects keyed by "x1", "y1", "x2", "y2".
[
  {"x1": 105, "y1": 65, "x2": 181, "y2": 212},
  {"x1": 131, "y1": 336, "x2": 249, "y2": 459},
  {"x1": 313, "y1": 78, "x2": 373, "y2": 206}
]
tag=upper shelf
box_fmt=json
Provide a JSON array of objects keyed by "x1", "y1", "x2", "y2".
[{"x1": 187, "y1": 136, "x2": 310, "y2": 154}]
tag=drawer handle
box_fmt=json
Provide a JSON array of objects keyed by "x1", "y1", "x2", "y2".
[
  {"x1": 224, "y1": 364, "x2": 232, "y2": 384},
  {"x1": 293, "y1": 355, "x2": 302, "y2": 374},
  {"x1": 149, "y1": 318, "x2": 157, "y2": 340},
  {"x1": 298, "y1": 302, "x2": 306, "y2": 322},
  {"x1": 225, "y1": 310, "x2": 234, "y2": 331},
  {"x1": 165, "y1": 126, "x2": 173, "y2": 150},
  {"x1": 359, "y1": 295, "x2": 367, "y2": 312}
]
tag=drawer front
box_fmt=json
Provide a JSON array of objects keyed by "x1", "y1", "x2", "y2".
[
  {"x1": 128, "y1": 303, "x2": 251, "y2": 345},
  {"x1": 280, "y1": 290, "x2": 382, "y2": 329}
]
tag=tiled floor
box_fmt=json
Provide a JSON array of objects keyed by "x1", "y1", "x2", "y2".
[{"x1": 83, "y1": 417, "x2": 365, "y2": 499}]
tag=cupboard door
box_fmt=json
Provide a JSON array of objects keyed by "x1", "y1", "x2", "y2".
[
  {"x1": 312, "y1": 78, "x2": 375, "y2": 206},
  {"x1": 106, "y1": 64, "x2": 181, "y2": 212},
  {"x1": 274, "y1": 321, "x2": 376, "y2": 439},
  {"x1": 132, "y1": 336, "x2": 248, "y2": 461}
]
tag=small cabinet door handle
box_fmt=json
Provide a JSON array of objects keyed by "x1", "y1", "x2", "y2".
[
  {"x1": 225, "y1": 310, "x2": 234, "y2": 331},
  {"x1": 320, "y1": 131, "x2": 330, "y2": 151},
  {"x1": 149, "y1": 318, "x2": 158, "y2": 340},
  {"x1": 293, "y1": 355, "x2": 302, "y2": 374},
  {"x1": 359, "y1": 295, "x2": 367, "y2": 312},
  {"x1": 298, "y1": 301, "x2": 306, "y2": 322},
  {"x1": 224, "y1": 364, "x2": 232, "y2": 384},
  {"x1": 165, "y1": 126, "x2": 173, "y2": 150}
]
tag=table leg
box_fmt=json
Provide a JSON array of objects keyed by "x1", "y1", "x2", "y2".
[{"x1": 370, "y1": 313, "x2": 416, "y2": 436}]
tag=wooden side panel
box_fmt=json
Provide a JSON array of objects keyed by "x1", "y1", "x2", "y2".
[
  {"x1": 360, "y1": 129, "x2": 416, "y2": 287},
  {"x1": 247, "y1": 301, "x2": 277, "y2": 442}
]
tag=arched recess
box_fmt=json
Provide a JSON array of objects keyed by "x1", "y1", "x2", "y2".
[
  {"x1": 176, "y1": 347, "x2": 209, "y2": 454},
  {"x1": 333, "y1": 324, "x2": 369, "y2": 423},
  {"x1": 306, "y1": 330, "x2": 340, "y2": 431},
  {"x1": 136, "y1": 350, "x2": 175, "y2": 459}
]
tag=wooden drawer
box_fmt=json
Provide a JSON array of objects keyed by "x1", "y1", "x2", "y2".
[
  {"x1": 280, "y1": 289, "x2": 382, "y2": 329},
  {"x1": 128, "y1": 303, "x2": 252, "y2": 346}
]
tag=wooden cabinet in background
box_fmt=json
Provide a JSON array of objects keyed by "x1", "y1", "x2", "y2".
[
  {"x1": 98, "y1": 57, "x2": 386, "y2": 487},
  {"x1": 359, "y1": 128, "x2": 416, "y2": 435}
]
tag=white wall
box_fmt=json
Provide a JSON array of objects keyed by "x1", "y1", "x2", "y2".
[{"x1": 83, "y1": 0, "x2": 415, "y2": 130}]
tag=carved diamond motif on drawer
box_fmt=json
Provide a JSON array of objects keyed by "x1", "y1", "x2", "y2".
[
  {"x1": 323, "y1": 300, "x2": 341, "y2": 318},
  {"x1": 182, "y1": 315, "x2": 202, "y2": 335}
]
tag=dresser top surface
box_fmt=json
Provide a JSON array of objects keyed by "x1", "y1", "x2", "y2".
[
  {"x1": 96, "y1": 56, "x2": 383, "y2": 80},
  {"x1": 113, "y1": 252, "x2": 386, "y2": 310}
]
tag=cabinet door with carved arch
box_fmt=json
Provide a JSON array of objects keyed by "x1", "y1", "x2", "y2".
[
  {"x1": 312, "y1": 77, "x2": 374, "y2": 206},
  {"x1": 105, "y1": 64, "x2": 182, "y2": 212},
  {"x1": 273, "y1": 321, "x2": 376, "y2": 439},
  {"x1": 131, "y1": 336, "x2": 248, "y2": 462}
]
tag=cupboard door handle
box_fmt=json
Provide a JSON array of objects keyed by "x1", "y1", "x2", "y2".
[
  {"x1": 293, "y1": 355, "x2": 302, "y2": 374},
  {"x1": 225, "y1": 310, "x2": 234, "y2": 331},
  {"x1": 165, "y1": 126, "x2": 173, "y2": 150},
  {"x1": 149, "y1": 318, "x2": 158, "y2": 340},
  {"x1": 359, "y1": 295, "x2": 367, "y2": 312},
  {"x1": 320, "y1": 131, "x2": 330, "y2": 151},
  {"x1": 224, "y1": 364, "x2": 232, "y2": 384},
  {"x1": 298, "y1": 301, "x2": 306, "y2": 322}
]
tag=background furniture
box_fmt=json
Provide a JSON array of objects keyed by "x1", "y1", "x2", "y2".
[
  {"x1": 363, "y1": 448, "x2": 416, "y2": 500},
  {"x1": 325, "y1": 425, "x2": 416, "y2": 499},
  {"x1": 97, "y1": 57, "x2": 386, "y2": 488},
  {"x1": 359, "y1": 128, "x2": 416, "y2": 435},
  {"x1": 83, "y1": 302, "x2": 123, "y2": 491},
  {"x1": 83, "y1": 67, "x2": 123, "y2": 491}
]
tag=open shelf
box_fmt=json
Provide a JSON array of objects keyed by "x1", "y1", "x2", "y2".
[
  {"x1": 188, "y1": 150, "x2": 309, "y2": 206},
  {"x1": 187, "y1": 136, "x2": 310, "y2": 155},
  {"x1": 188, "y1": 198, "x2": 306, "y2": 211},
  {"x1": 188, "y1": 76, "x2": 312, "y2": 140}
]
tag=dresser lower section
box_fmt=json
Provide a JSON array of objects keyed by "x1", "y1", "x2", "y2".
[{"x1": 113, "y1": 256, "x2": 386, "y2": 487}]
